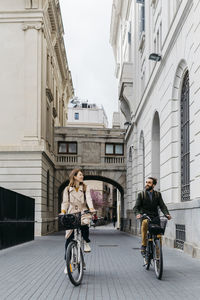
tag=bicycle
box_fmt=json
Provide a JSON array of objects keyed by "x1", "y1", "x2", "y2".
[
  {"x1": 141, "y1": 214, "x2": 167, "y2": 280},
  {"x1": 59, "y1": 210, "x2": 92, "y2": 286}
]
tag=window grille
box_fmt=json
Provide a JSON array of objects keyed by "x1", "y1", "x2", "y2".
[
  {"x1": 175, "y1": 224, "x2": 185, "y2": 250},
  {"x1": 181, "y1": 71, "x2": 190, "y2": 201}
]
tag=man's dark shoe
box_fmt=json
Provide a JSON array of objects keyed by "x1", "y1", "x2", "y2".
[{"x1": 140, "y1": 245, "x2": 146, "y2": 257}]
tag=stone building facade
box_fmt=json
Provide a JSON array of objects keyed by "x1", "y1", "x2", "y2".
[
  {"x1": 0, "y1": 0, "x2": 73, "y2": 235},
  {"x1": 110, "y1": 0, "x2": 200, "y2": 257},
  {"x1": 54, "y1": 126, "x2": 126, "y2": 230}
]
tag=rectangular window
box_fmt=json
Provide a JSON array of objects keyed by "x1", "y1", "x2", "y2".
[
  {"x1": 82, "y1": 103, "x2": 88, "y2": 108},
  {"x1": 74, "y1": 112, "x2": 79, "y2": 120},
  {"x1": 105, "y1": 144, "x2": 114, "y2": 154},
  {"x1": 105, "y1": 143, "x2": 124, "y2": 155},
  {"x1": 115, "y1": 144, "x2": 123, "y2": 155},
  {"x1": 58, "y1": 142, "x2": 77, "y2": 154},
  {"x1": 140, "y1": 2, "x2": 145, "y2": 36}
]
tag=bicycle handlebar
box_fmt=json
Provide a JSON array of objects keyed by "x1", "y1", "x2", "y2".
[
  {"x1": 58, "y1": 209, "x2": 96, "y2": 217},
  {"x1": 139, "y1": 214, "x2": 168, "y2": 221}
]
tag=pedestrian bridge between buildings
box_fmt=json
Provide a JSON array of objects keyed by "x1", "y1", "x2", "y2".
[{"x1": 54, "y1": 126, "x2": 127, "y2": 210}]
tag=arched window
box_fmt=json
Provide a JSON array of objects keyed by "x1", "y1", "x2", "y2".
[
  {"x1": 128, "y1": 147, "x2": 132, "y2": 162},
  {"x1": 127, "y1": 146, "x2": 133, "y2": 209},
  {"x1": 152, "y1": 112, "x2": 160, "y2": 190},
  {"x1": 47, "y1": 170, "x2": 50, "y2": 207},
  {"x1": 181, "y1": 71, "x2": 190, "y2": 201},
  {"x1": 139, "y1": 132, "x2": 145, "y2": 189}
]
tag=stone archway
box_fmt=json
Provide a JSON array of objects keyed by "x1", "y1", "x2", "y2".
[{"x1": 57, "y1": 173, "x2": 125, "y2": 231}]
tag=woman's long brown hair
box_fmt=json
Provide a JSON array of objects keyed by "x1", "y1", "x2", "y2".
[{"x1": 68, "y1": 168, "x2": 86, "y2": 191}]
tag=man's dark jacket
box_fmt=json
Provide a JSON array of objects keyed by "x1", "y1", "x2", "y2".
[{"x1": 133, "y1": 190, "x2": 169, "y2": 218}]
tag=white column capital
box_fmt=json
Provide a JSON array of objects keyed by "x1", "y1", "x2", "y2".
[{"x1": 22, "y1": 23, "x2": 43, "y2": 31}]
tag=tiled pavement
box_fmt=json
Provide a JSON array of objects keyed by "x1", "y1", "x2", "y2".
[{"x1": 1, "y1": 225, "x2": 200, "y2": 300}]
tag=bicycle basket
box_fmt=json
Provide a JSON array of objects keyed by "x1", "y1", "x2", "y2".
[
  {"x1": 148, "y1": 223, "x2": 164, "y2": 235},
  {"x1": 59, "y1": 214, "x2": 81, "y2": 230}
]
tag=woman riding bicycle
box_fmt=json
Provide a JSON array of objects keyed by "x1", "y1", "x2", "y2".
[{"x1": 60, "y1": 168, "x2": 95, "y2": 273}]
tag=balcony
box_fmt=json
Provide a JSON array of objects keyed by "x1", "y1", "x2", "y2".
[
  {"x1": 56, "y1": 155, "x2": 126, "y2": 167},
  {"x1": 104, "y1": 156, "x2": 125, "y2": 164},
  {"x1": 56, "y1": 155, "x2": 78, "y2": 164},
  {"x1": 119, "y1": 62, "x2": 133, "y2": 89},
  {"x1": 118, "y1": 62, "x2": 133, "y2": 122}
]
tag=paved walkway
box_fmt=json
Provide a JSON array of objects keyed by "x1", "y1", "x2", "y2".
[{"x1": 0, "y1": 225, "x2": 200, "y2": 300}]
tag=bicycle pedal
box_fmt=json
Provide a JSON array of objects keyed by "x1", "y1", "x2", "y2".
[{"x1": 143, "y1": 262, "x2": 149, "y2": 267}]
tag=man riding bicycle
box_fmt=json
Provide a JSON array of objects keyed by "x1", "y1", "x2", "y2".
[{"x1": 133, "y1": 177, "x2": 171, "y2": 256}]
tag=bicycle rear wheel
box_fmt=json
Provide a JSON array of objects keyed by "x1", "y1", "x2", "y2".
[
  {"x1": 66, "y1": 241, "x2": 84, "y2": 286},
  {"x1": 153, "y1": 238, "x2": 163, "y2": 279}
]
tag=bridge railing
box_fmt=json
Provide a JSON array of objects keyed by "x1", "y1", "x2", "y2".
[
  {"x1": 56, "y1": 155, "x2": 126, "y2": 165},
  {"x1": 56, "y1": 155, "x2": 78, "y2": 163},
  {"x1": 103, "y1": 156, "x2": 125, "y2": 164}
]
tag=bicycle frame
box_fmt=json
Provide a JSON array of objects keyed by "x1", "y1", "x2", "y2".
[
  {"x1": 141, "y1": 214, "x2": 165, "y2": 280},
  {"x1": 63, "y1": 210, "x2": 94, "y2": 286}
]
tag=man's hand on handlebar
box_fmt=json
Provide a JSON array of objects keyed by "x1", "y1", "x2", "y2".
[
  {"x1": 166, "y1": 215, "x2": 172, "y2": 220},
  {"x1": 136, "y1": 214, "x2": 142, "y2": 219}
]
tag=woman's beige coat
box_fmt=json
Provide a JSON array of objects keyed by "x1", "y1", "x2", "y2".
[
  {"x1": 61, "y1": 185, "x2": 94, "y2": 214},
  {"x1": 61, "y1": 185, "x2": 94, "y2": 238}
]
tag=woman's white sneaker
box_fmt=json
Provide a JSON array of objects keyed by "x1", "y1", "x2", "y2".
[
  {"x1": 64, "y1": 266, "x2": 68, "y2": 274},
  {"x1": 84, "y1": 242, "x2": 91, "y2": 252}
]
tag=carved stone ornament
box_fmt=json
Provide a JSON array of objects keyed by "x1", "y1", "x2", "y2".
[{"x1": 22, "y1": 23, "x2": 43, "y2": 31}]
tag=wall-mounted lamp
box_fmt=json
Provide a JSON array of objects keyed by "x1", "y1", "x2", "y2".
[
  {"x1": 149, "y1": 53, "x2": 162, "y2": 62},
  {"x1": 124, "y1": 121, "x2": 132, "y2": 130},
  {"x1": 124, "y1": 121, "x2": 131, "y2": 126}
]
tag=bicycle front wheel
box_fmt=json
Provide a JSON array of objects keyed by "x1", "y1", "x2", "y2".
[
  {"x1": 153, "y1": 238, "x2": 163, "y2": 280},
  {"x1": 66, "y1": 241, "x2": 84, "y2": 286},
  {"x1": 145, "y1": 242, "x2": 152, "y2": 270}
]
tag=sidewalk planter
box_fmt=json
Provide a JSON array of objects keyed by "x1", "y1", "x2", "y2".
[{"x1": 0, "y1": 187, "x2": 35, "y2": 250}]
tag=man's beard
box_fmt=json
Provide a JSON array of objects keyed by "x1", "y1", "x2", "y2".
[{"x1": 145, "y1": 185, "x2": 153, "y2": 191}]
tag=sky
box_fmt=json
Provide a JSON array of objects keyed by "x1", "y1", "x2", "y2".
[{"x1": 59, "y1": 0, "x2": 118, "y2": 127}]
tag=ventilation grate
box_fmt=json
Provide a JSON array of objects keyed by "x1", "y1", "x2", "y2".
[{"x1": 175, "y1": 224, "x2": 186, "y2": 250}]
